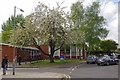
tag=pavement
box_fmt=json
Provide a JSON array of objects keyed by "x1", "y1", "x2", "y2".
[
  {"x1": 1, "y1": 70, "x2": 70, "y2": 80},
  {"x1": 1, "y1": 62, "x2": 72, "y2": 79},
  {"x1": 2, "y1": 70, "x2": 67, "y2": 79}
]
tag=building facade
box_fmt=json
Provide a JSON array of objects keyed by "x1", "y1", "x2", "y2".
[
  {"x1": 1, "y1": 43, "x2": 86, "y2": 63},
  {"x1": 1, "y1": 43, "x2": 40, "y2": 63},
  {"x1": 53, "y1": 46, "x2": 86, "y2": 59}
]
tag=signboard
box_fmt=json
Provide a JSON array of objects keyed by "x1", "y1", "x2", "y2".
[{"x1": 60, "y1": 52, "x2": 64, "y2": 61}]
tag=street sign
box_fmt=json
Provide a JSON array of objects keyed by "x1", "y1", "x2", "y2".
[{"x1": 60, "y1": 52, "x2": 64, "y2": 62}]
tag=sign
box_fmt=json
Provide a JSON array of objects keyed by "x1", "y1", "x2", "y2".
[
  {"x1": 60, "y1": 52, "x2": 64, "y2": 61},
  {"x1": 60, "y1": 52, "x2": 64, "y2": 56}
]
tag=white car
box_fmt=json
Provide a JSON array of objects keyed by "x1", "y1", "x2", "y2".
[{"x1": 86, "y1": 55, "x2": 98, "y2": 64}]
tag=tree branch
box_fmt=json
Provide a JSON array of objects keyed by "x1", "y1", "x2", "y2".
[
  {"x1": 32, "y1": 38, "x2": 49, "y2": 56},
  {"x1": 54, "y1": 38, "x2": 65, "y2": 52}
]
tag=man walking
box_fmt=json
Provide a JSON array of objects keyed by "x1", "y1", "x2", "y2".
[
  {"x1": 17, "y1": 55, "x2": 22, "y2": 65},
  {"x1": 1, "y1": 56, "x2": 8, "y2": 75}
]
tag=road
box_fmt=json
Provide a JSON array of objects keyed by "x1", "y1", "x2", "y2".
[
  {"x1": 69, "y1": 63, "x2": 118, "y2": 78},
  {"x1": 52, "y1": 62, "x2": 119, "y2": 78},
  {"x1": 2, "y1": 62, "x2": 119, "y2": 80}
]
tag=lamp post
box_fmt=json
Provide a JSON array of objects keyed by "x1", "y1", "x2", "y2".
[{"x1": 13, "y1": 6, "x2": 24, "y2": 75}]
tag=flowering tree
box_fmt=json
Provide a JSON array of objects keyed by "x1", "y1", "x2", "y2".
[{"x1": 13, "y1": 2, "x2": 70, "y2": 63}]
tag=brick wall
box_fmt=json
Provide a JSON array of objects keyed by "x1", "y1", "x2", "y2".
[
  {"x1": 1, "y1": 44, "x2": 49, "y2": 63},
  {"x1": 2, "y1": 44, "x2": 15, "y2": 63},
  {"x1": 39, "y1": 45, "x2": 49, "y2": 59}
]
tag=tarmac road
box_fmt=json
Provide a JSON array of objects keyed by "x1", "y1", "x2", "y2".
[{"x1": 69, "y1": 63, "x2": 119, "y2": 78}]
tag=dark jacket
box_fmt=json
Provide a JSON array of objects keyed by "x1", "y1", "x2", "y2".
[{"x1": 2, "y1": 58, "x2": 8, "y2": 68}]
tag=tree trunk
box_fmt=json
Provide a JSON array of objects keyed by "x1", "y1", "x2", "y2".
[
  {"x1": 49, "y1": 54, "x2": 54, "y2": 63},
  {"x1": 82, "y1": 43, "x2": 86, "y2": 59},
  {"x1": 49, "y1": 40, "x2": 55, "y2": 63},
  {"x1": 49, "y1": 48, "x2": 55, "y2": 63}
]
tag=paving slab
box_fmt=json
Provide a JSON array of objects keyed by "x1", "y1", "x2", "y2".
[{"x1": 2, "y1": 72, "x2": 65, "y2": 78}]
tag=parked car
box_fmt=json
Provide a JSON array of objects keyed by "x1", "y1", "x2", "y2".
[
  {"x1": 86, "y1": 55, "x2": 98, "y2": 64},
  {"x1": 116, "y1": 54, "x2": 120, "y2": 59},
  {"x1": 97, "y1": 55, "x2": 119, "y2": 66}
]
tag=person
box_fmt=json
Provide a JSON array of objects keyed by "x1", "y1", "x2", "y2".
[
  {"x1": 17, "y1": 55, "x2": 22, "y2": 65},
  {"x1": 1, "y1": 56, "x2": 8, "y2": 75}
]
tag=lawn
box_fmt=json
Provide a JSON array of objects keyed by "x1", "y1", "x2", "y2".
[{"x1": 20, "y1": 59, "x2": 85, "y2": 68}]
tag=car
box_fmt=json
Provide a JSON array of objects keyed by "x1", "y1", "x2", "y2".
[
  {"x1": 86, "y1": 55, "x2": 98, "y2": 64},
  {"x1": 97, "y1": 55, "x2": 119, "y2": 66},
  {"x1": 116, "y1": 54, "x2": 120, "y2": 59}
]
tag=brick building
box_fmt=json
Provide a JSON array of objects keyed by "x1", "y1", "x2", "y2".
[
  {"x1": 1, "y1": 43, "x2": 86, "y2": 63},
  {"x1": 1, "y1": 43, "x2": 41, "y2": 63}
]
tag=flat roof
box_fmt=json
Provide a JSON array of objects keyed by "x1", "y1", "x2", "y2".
[{"x1": 0, "y1": 43, "x2": 39, "y2": 50}]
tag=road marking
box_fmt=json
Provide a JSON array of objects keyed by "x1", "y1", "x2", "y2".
[
  {"x1": 63, "y1": 74, "x2": 71, "y2": 80},
  {"x1": 62, "y1": 64, "x2": 80, "y2": 80},
  {"x1": 69, "y1": 64, "x2": 80, "y2": 75}
]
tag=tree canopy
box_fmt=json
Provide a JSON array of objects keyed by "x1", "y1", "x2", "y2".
[
  {"x1": 10, "y1": 2, "x2": 70, "y2": 63},
  {"x1": 70, "y1": 1, "x2": 109, "y2": 51},
  {"x1": 100, "y1": 39, "x2": 118, "y2": 51},
  {"x1": 1, "y1": 14, "x2": 25, "y2": 43}
]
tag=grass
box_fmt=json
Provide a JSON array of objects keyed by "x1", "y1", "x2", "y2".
[{"x1": 20, "y1": 59, "x2": 86, "y2": 68}]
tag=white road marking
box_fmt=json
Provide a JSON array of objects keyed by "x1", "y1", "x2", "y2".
[
  {"x1": 63, "y1": 74, "x2": 71, "y2": 80},
  {"x1": 62, "y1": 64, "x2": 80, "y2": 80},
  {"x1": 69, "y1": 64, "x2": 80, "y2": 75}
]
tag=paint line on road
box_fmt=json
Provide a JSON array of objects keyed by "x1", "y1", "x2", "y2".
[
  {"x1": 69, "y1": 64, "x2": 80, "y2": 75},
  {"x1": 63, "y1": 74, "x2": 71, "y2": 80}
]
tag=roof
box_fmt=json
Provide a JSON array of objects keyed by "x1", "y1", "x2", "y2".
[{"x1": 0, "y1": 43, "x2": 39, "y2": 50}]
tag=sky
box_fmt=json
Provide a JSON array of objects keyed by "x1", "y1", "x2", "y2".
[{"x1": 0, "y1": 0, "x2": 119, "y2": 46}]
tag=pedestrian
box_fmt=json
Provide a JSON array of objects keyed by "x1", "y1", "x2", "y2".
[
  {"x1": 1, "y1": 56, "x2": 8, "y2": 75},
  {"x1": 17, "y1": 55, "x2": 22, "y2": 65}
]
